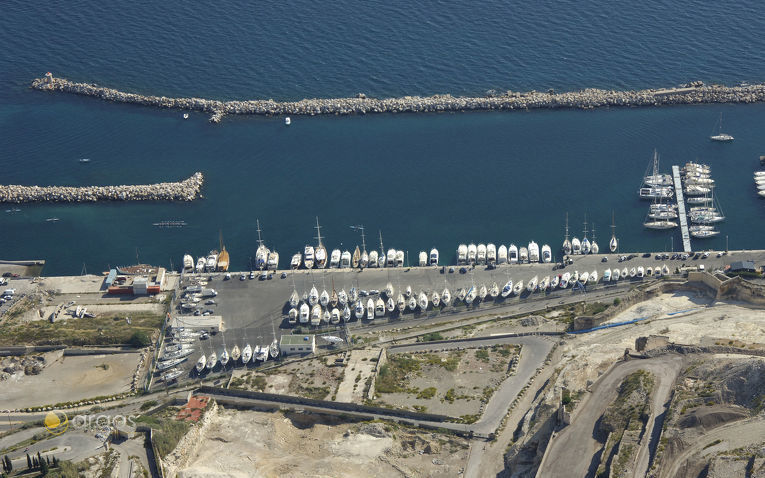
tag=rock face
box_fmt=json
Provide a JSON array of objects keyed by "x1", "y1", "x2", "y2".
[
  {"x1": 31, "y1": 74, "x2": 765, "y2": 123},
  {"x1": 0, "y1": 172, "x2": 204, "y2": 203}
]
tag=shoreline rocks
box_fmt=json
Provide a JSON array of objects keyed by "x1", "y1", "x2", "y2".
[
  {"x1": 31, "y1": 73, "x2": 765, "y2": 123},
  {"x1": 0, "y1": 172, "x2": 204, "y2": 204}
]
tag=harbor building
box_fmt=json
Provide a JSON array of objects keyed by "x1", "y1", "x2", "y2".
[{"x1": 279, "y1": 335, "x2": 316, "y2": 356}]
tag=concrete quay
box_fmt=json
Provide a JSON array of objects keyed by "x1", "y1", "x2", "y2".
[
  {"x1": 0, "y1": 172, "x2": 203, "y2": 203},
  {"x1": 31, "y1": 74, "x2": 765, "y2": 123}
]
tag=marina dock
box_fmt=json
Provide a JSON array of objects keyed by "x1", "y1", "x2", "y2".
[{"x1": 672, "y1": 165, "x2": 692, "y2": 252}]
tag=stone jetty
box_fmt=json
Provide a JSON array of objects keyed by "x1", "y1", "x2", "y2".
[
  {"x1": 32, "y1": 73, "x2": 765, "y2": 123},
  {"x1": 0, "y1": 172, "x2": 204, "y2": 203}
]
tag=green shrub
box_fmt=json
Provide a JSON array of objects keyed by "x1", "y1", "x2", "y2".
[{"x1": 128, "y1": 331, "x2": 151, "y2": 348}]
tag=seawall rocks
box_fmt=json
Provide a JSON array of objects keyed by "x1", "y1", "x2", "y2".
[
  {"x1": 0, "y1": 172, "x2": 204, "y2": 203},
  {"x1": 31, "y1": 74, "x2": 765, "y2": 123}
]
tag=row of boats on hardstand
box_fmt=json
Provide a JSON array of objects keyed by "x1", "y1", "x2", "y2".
[
  {"x1": 638, "y1": 153, "x2": 725, "y2": 238},
  {"x1": 285, "y1": 263, "x2": 671, "y2": 325},
  {"x1": 155, "y1": 329, "x2": 279, "y2": 381}
]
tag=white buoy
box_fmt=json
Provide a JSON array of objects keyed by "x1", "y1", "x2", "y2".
[
  {"x1": 183, "y1": 113, "x2": 189, "y2": 120},
  {"x1": 285, "y1": 117, "x2": 291, "y2": 125}
]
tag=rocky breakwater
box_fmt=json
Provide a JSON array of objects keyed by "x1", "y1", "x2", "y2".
[
  {"x1": 32, "y1": 73, "x2": 765, "y2": 123},
  {"x1": 0, "y1": 172, "x2": 204, "y2": 203}
]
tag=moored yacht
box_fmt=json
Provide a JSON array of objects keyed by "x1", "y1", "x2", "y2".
[
  {"x1": 183, "y1": 254, "x2": 194, "y2": 272},
  {"x1": 477, "y1": 244, "x2": 487, "y2": 264},
  {"x1": 419, "y1": 251, "x2": 428, "y2": 267},
  {"x1": 386, "y1": 249, "x2": 397, "y2": 267},
  {"x1": 266, "y1": 251, "x2": 279, "y2": 271},
  {"x1": 304, "y1": 245, "x2": 315, "y2": 269},
  {"x1": 395, "y1": 250, "x2": 404, "y2": 267},
  {"x1": 368, "y1": 250, "x2": 378, "y2": 268},
  {"x1": 571, "y1": 237, "x2": 581, "y2": 255},
  {"x1": 487, "y1": 244, "x2": 497, "y2": 264},
  {"x1": 430, "y1": 248, "x2": 439, "y2": 266},
  {"x1": 509, "y1": 244, "x2": 519, "y2": 263},
  {"x1": 291, "y1": 253, "x2": 302, "y2": 269},
  {"x1": 528, "y1": 241, "x2": 540, "y2": 263},
  {"x1": 498, "y1": 245, "x2": 508, "y2": 264},
  {"x1": 330, "y1": 249, "x2": 341, "y2": 268},
  {"x1": 457, "y1": 244, "x2": 468, "y2": 264},
  {"x1": 541, "y1": 244, "x2": 552, "y2": 263},
  {"x1": 467, "y1": 244, "x2": 477, "y2": 264},
  {"x1": 340, "y1": 250, "x2": 351, "y2": 268},
  {"x1": 519, "y1": 247, "x2": 529, "y2": 263}
]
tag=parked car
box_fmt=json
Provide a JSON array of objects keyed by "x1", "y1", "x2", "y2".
[
  {"x1": 205, "y1": 299, "x2": 216, "y2": 305},
  {"x1": 240, "y1": 273, "x2": 246, "y2": 281}
]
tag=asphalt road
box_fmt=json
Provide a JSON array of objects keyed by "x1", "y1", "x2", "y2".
[{"x1": 538, "y1": 355, "x2": 685, "y2": 477}]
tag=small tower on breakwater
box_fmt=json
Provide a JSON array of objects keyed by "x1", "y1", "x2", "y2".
[{"x1": 44, "y1": 72, "x2": 54, "y2": 84}]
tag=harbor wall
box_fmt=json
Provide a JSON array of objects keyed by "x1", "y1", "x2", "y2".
[
  {"x1": 0, "y1": 172, "x2": 204, "y2": 203},
  {"x1": 32, "y1": 74, "x2": 765, "y2": 123}
]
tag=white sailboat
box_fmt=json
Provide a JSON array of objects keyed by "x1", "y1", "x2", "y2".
[
  {"x1": 314, "y1": 217, "x2": 327, "y2": 269},
  {"x1": 590, "y1": 224, "x2": 599, "y2": 254},
  {"x1": 342, "y1": 304, "x2": 352, "y2": 321},
  {"x1": 538, "y1": 276, "x2": 549, "y2": 291},
  {"x1": 289, "y1": 290, "x2": 300, "y2": 308},
  {"x1": 299, "y1": 303, "x2": 310, "y2": 324},
  {"x1": 489, "y1": 282, "x2": 500, "y2": 298},
  {"x1": 322, "y1": 308, "x2": 331, "y2": 324},
  {"x1": 590, "y1": 270, "x2": 598, "y2": 283},
  {"x1": 550, "y1": 275, "x2": 560, "y2": 288},
  {"x1": 609, "y1": 212, "x2": 618, "y2": 253},
  {"x1": 220, "y1": 345, "x2": 230, "y2": 367},
  {"x1": 477, "y1": 284, "x2": 488, "y2": 300},
  {"x1": 465, "y1": 286, "x2": 477, "y2": 304},
  {"x1": 242, "y1": 343, "x2": 253, "y2": 364},
  {"x1": 562, "y1": 213, "x2": 572, "y2": 256},
  {"x1": 622, "y1": 267, "x2": 629, "y2": 278},
  {"x1": 441, "y1": 287, "x2": 451, "y2": 306},
  {"x1": 397, "y1": 293, "x2": 406, "y2": 312},
  {"x1": 231, "y1": 345, "x2": 241, "y2": 362},
  {"x1": 571, "y1": 237, "x2": 581, "y2": 255},
  {"x1": 501, "y1": 279, "x2": 513, "y2": 297},
  {"x1": 418, "y1": 291, "x2": 429, "y2": 309},
  {"x1": 560, "y1": 273, "x2": 570, "y2": 288},
  {"x1": 255, "y1": 220, "x2": 270, "y2": 270},
  {"x1": 513, "y1": 280, "x2": 524, "y2": 295},
  {"x1": 431, "y1": 290, "x2": 441, "y2": 307},
  {"x1": 330, "y1": 308, "x2": 341, "y2": 324},
  {"x1": 604, "y1": 269, "x2": 611, "y2": 282},
  {"x1": 456, "y1": 288, "x2": 466, "y2": 301},
  {"x1": 581, "y1": 218, "x2": 591, "y2": 254},
  {"x1": 355, "y1": 301, "x2": 365, "y2": 319},
  {"x1": 386, "y1": 297, "x2": 396, "y2": 313},
  {"x1": 338, "y1": 289, "x2": 348, "y2": 306},
  {"x1": 319, "y1": 288, "x2": 329, "y2": 307},
  {"x1": 385, "y1": 282, "x2": 394, "y2": 297},
  {"x1": 367, "y1": 298, "x2": 376, "y2": 319},
  {"x1": 196, "y1": 354, "x2": 206, "y2": 373},
  {"x1": 710, "y1": 112, "x2": 734, "y2": 142},
  {"x1": 308, "y1": 286, "x2": 319, "y2": 306},
  {"x1": 408, "y1": 296, "x2": 418, "y2": 311},
  {"x1": 206, "y1": 351, "x2": 217, "y2": 370}
]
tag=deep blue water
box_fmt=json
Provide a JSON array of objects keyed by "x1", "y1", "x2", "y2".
[{"x1": 2, "y1": 1, "x2": 765, "y2": 275}]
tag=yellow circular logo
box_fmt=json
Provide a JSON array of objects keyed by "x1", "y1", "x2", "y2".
[{"x1": 43, "y1": 411, "x2": 68, "y2": 435}]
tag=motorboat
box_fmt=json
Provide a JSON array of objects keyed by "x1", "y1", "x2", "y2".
[
  {"x1": 360, "y1": 249, "x2": 369, "y2": 268},
  {"x1": 571, "y1": 238, "x2": 581, "y2": 255},
  {"x1": 526, "y1": 276, "x2": 539, "y2": 292},
  {"x1": 662, "y1": 264, "x2": 670, "y2": 275},
  {"x1": 457, "y1": 244, "x2": 468, "y2": 264},
  {"x1": 367, "y1": 298, "x2": 376, "y2": 319},
  {"x1": 639, "y1": 187, "x2": 673, "y2": 199},
  {"x1": 684, "y1": 185, "x2": 711, "y2": 196},
  {"x1": 498, "y1": 245, "x2": 508, "y2": 264},
  {"x1": 419, "y1": 251, "x2": 428, "y2": 267},
  {"x1": 644, "y1": 173, "x2": 673, "y2": 187},
  {"x1": 242, "y1": 343, "x2": 253, "y2": 364},
  {"x1": 528, "y1": 242, "x2": 540, "y2": 263},
  {"x1": 590, "y1": 270, "x2": 598, "y2": 283},
  {"x1": 291, "y1": 253, "x2": 302, "y2": 269},
  {"x1": 195, "y1": 257, "x2": 206, "y2": 273},
  {"x1": 580, "y1": 271, "x2": 589, "y2": 284},
  {"x1": 654, "y1": 266, "x2": 662, "y2": 276},
  {"x1": 330, "y1": 308, "x2": 341, "y2": 324},
  {"x1": 501, "y1": 279, "x2": 513, "y2": 297},
  {"x1": 195, "y1": 354, "x2": 206, "y2": 373},
  {"x1": 612, "y1": 268, "x2": 619, "y2": 280},
  {"x1": 441, "y1": 287, "x2": 451, "y2": 305},
  {"x1": 487, "y1": 244, "x2": 497, "y2": 264},
  {"x1": 368, "y1": 250, "x2": 378, "y2": 267},
  {"x1": 477, "y1": 244, "x2": 487, "y2": 264},
  {"x1": 477, "y1": 284, "x2": 488, "y2": 300},
  {"x1": 288, "y1": 308, "x2": 298, "y2": 325},
  {"x1": 267, "y1": 251, "x2": 279, "y2": 271},
  {"x1": 311, "y1": 304, "x2": 321, "y2": 326},
  {"x1": 603, "y1": 269, "x2": 611, "y2": 281},
  {"x1": 206, "y1": 252, "x2": 218, "y2": 272},
  {"x1": 386, "y1": 249, "x2": 397, "y2": 267},
  {"x1": 330, "y1": 249, "x2": 341, "y2": 268},
  {"x1": 285, "y1": 116, "x2": 291, "y2": 125},
  {"x1": 541, "y1": 244, "x2": 552, "y2": 263},
  {"x1": 648, "y1": 210, "x2": 678, "y2": 220},
  {"x1": 386, "y1": 297, "x2": 396, "y2": 313},
  {"x1": 430, "y1": 248, "x2": 439, "y2": 266},
  {"x1": 519, "y1": 247, "x2": 529, "y2": 263},
  {"x1": 467, "y1": 244, "x2": 477, "y2": 264},
  {"x1": 289, "y1": 290, "x2": 300, "y2": 308},
  {"x1": 355, "y1": 301, "x2": 365, "y2": 319},
  {"x1": 340, "y1": 250, "x2": 351, "y2": 268},
  {"x1": 308, "y1": 286, "x2": 319, "y2": 306},
  {"x1": 319, "y1": 289, "x2": 329, "y2": 307},
  {"x1": 299, "y1": 303, "x2": 310, "y2": 323},
  {"x1": 255, "y1": 345, "x2": 269, "y2": 362},
  {"x1": 304, "y1": 245, "x2": 315, "y2": 269},
  {"x1": 183, "y1": 254, "x2": 194, "y2": 271},
  {"x1": 637, "y1": 266, "x2": 645, "y2": 278},
  {"x1": 397, "y1": 294, "x2": 406, "y2": 312},
  {"x1": 418, "y1": 291, "x2": 429, "y2": 309},
  {"x1": 385, "y1": 282, "x2": 394, "y2": 297},
  {"x1": 395, "y1": 250, "x2": 404, "y2": 267},
  {"x1": 509, "y1": 244, "x2": 519, "y2": 263},
  {"x1": 489, "y1": 282, "x2": 500, "y2": 298},
  {"x1": 431, "y1": 291, "x2": 440, "y2": 307}
]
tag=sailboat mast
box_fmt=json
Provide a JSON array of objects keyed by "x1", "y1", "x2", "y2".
[
  {"x1": 314, "y1": 217, "x2": 324, "y2": 246},
  {"x1": 379, "y1": 231, "x2": 385, "y2": 257},
  {"x1": 564, "y1": 213, "x2": 569, "y2": 242},
  {"x1": 360, "y1": 226, "x2": 366, "y2": 253},
  {"x1": 256, "y1": 220, "x2": 264, "y2": 248}
]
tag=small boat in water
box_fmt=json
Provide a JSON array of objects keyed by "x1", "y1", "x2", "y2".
[
  {"x1": 395, "y1": 250, "x2": 404, "y2": 267},
  {"x1": 541, "y1": 244, "x2": 552, "y2": 263},
  {"x1": 430, "y1": 248, "x2": 439, "y2": 266},
  {"x1": 457, "y1": 244, "x2": 468, "y2": 264},
  {"x1": 368, "y1": 250, "x2": 378, "y2": 268},
  {"x1": 419, "y1": 251, "x2": 428, "y2": 267},
  {"x1": 285, "y1": 116, "x2": 291, "y2": 125},
  {"x1": 571, "y1": 238, "x2": 581, "y2": 255},
  {"x1": 330, "y1": 249, "x2": 341, "y2": 268},
  {"x1": 467, "y1": 244, "x2": 477, "y2": 264},
  {"x1": 498, "y1": 245, "x2": 508, "y2": 264},
  {"x1": 487, "y1": 244, "x2": 497, "y2": 264},
  {"x1": 519, "y1": 247, "x2": 529, "y2": 263},
  {"x1": 291, "y1": 253, "x2": 302, "y2": 269},
  {"x1": 340, "y1": 250, "x2": 351, "y2": 268},
  {"x1": 79, "y1": 158, "x2": 91, "y2": 163},
  {"x1": 528, "y1": 242, "x2": 540, "y2": 263},
  {"x1": 477, "y1": 244, "x2": 487, "y2": 264},
  {"x1": 710, "y1": 113, "x2": 733, "y2": 142}
]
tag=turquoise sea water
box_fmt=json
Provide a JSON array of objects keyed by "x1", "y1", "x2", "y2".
[{"x1": 2, "y1": 1, "x2": 765, "y2": 274}]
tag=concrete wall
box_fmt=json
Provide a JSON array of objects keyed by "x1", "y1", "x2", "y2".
[{"x1": 367, "y1": 347, "x2": 387, "y2": 400}]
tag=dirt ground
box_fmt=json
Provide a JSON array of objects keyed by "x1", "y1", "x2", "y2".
[
  {"x1": 335, "y1": 348, "x2": 380, "y2": 403},
  {"x1": 375, "y1": 346, "x2": 520, "y2": 418},
  {"x1": 175, "y1": 408, "x2": 468, "y2": 478},
  {"x1": 0, "y1": 351, "x2": 139, "y2": 409},
  {"x1": 230, "y1": 353, "x2": 347, "y2": 400}
]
